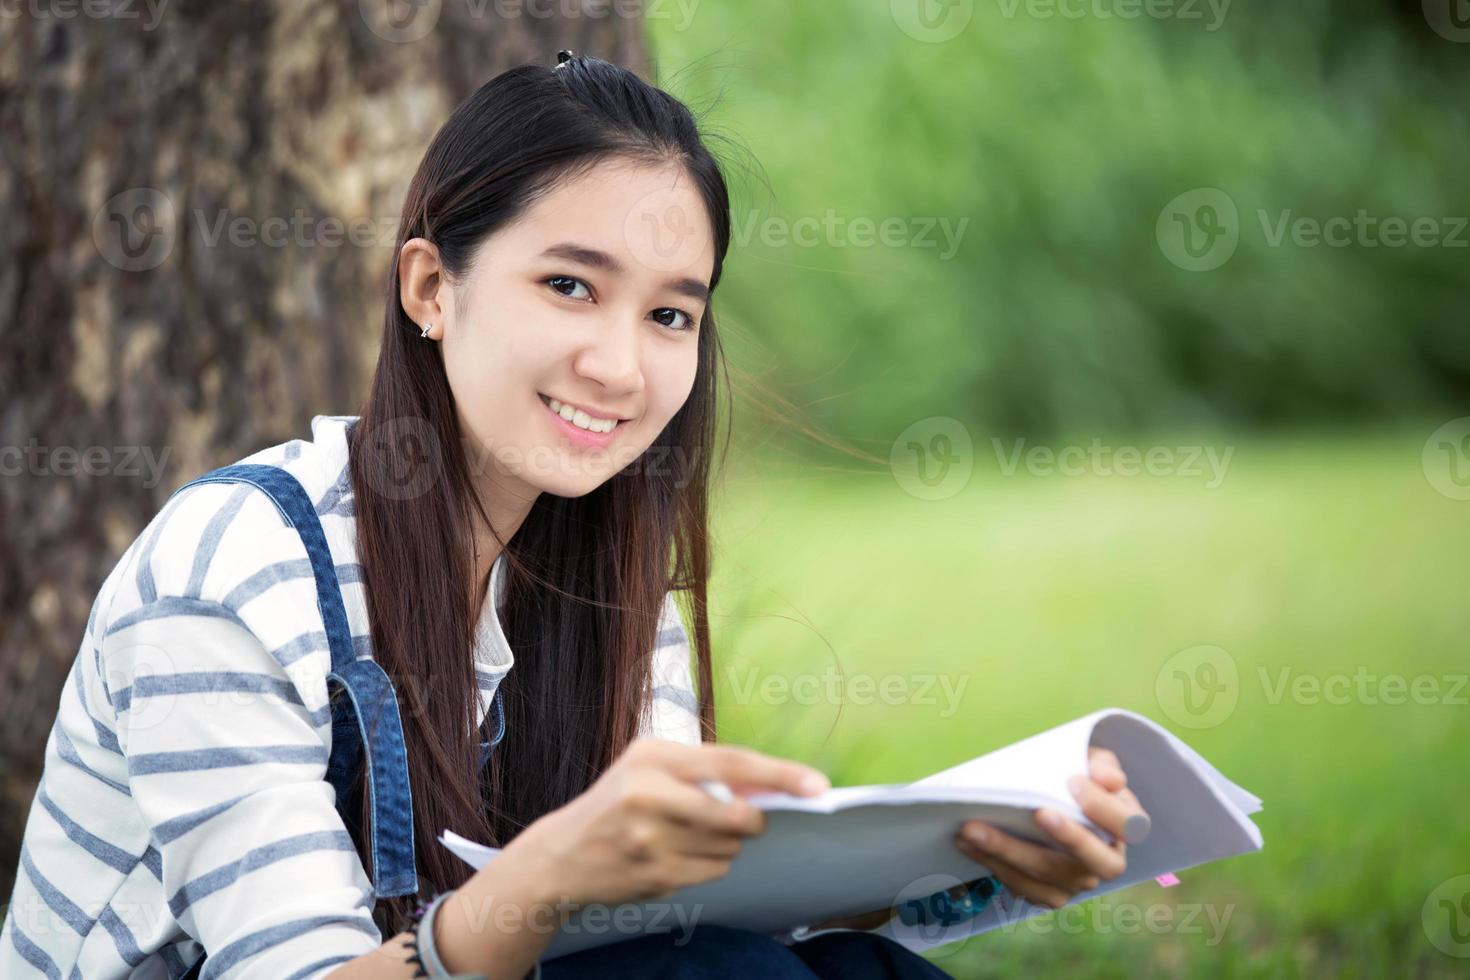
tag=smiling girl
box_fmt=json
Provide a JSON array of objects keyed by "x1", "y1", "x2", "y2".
[{"x1": 0, "y1": 53, "x2": 1146, "y2": 979}]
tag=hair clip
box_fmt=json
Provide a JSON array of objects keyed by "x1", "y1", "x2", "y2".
[{"x1": 555, "y1": 49, "x2": 574, "y2": 69}]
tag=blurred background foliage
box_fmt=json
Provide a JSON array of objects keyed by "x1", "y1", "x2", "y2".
[{"x1": 650, "y1": 0, "x2": 1468, "y2": 446}]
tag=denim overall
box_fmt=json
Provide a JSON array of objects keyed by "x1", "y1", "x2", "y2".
[{"x1": 167, "y1": 464, "x2": 506, "y2": 979}]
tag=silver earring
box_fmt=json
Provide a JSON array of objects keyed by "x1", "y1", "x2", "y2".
[{"x1": 420, "y1": 322, "x2": 432, "y2": 339}]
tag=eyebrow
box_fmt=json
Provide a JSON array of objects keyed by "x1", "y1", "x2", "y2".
[{"x1": 537, "y1": 242, "x2": 711, "y2": 304}]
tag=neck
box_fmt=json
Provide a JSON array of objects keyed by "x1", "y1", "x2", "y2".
[{"x1": 465, "y1": 463, "x2": 539, "y2": 612}]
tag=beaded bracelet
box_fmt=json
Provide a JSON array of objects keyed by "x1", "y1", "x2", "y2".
[
  {"x1": 404, "y1": 889, "x2": 542, "y2": 980},
  {"x1": 404, "y1": 891, "x2": 454, "y2": 977}
]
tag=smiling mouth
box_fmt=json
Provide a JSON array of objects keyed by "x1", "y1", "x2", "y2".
[{"x1": 538, "y1": 393, "x2": 630, "y2": 434}]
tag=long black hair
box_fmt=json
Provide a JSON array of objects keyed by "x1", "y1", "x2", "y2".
[{"x1": 345, "y1": 53, "x2": 732, "y2": 935}]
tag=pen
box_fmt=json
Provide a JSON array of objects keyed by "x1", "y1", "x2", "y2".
[
  {"x1": 697, "y1": 779, "x2": 736, "y2": 804},
  {"x1": 1122, "y1": 812, "x2": 1152, "y2": 845}
]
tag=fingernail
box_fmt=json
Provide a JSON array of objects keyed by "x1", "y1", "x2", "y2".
[
  {"x1": 1037, "y1": 809, "x2": 1063, "y2": 832},
  {"x1": 1067, "y1": 775, "x2": 1087, "y2": 796},
  {"x1": 965, "y1": 824, "x2": 989, "y2": 847},
  {"x1": 801, "y1": 772, "x2": 830, "y2": 794}
]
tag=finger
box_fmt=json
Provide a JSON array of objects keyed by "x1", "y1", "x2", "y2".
[
  {"x1": 1068, "y1": 774, "x2": 1149, "y2": 843},
  {"x1": 656, "y1": 742, "x2": 831, "y2": 798},
  {"x1": 968, "y1": 852, "x2": 1073, "y2": 910},
  {"x1": 1087, "y1": 747, "x2": 1127, "y2": 792},
  {"x1": 658, "y1": 820, "x2": 748, "y2": 860},
  {"x1": 1032, "y1": 807, "x2": 1127, "y2": 881},
  {"x1": 723, "y1": 779, "x2": 813, "y2": 799},
  {"x1": 652, "y1": 854, "x2": 737, "y2": 898},
  {"x1": 956, "y1": 821, "x2": 1099, "y2": 894},
  {"x1": 632, "y1": 770, "x2": 767, "y2": 837}
]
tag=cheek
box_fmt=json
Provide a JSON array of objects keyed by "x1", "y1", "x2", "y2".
[
  {"x1": 444, "y1": 309, "x2": 545, "y2": 408},
  {"x1": 645, "y1": 350, "x2": 700, "y2": 424}
]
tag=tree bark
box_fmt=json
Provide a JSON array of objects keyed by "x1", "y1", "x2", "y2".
[{"x1": 0, "y1": 0, "x2": 648, "y2": 900}]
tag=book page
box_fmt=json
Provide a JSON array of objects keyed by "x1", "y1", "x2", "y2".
[{"x1": 438, "y1": 708, "x2": 1264, "y2": 961}]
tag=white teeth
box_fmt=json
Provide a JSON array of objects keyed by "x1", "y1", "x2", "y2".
[{"x1": 546, "y1": 397, "x2": 617, "y2": 434}]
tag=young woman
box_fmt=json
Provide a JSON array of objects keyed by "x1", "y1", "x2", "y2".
[{"x1": 1, "y1": 53, "x2": 1147, "y2": 979}]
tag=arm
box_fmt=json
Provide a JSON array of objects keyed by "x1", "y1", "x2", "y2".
[
  {"x1": 111, "y1": 591, "x2": 575, "y2": 979},
  {"x1": 325, "y1": 848, "x2": 559, "y2": 979},
  {"x1": 108, "y1": 596, "x2": 386, "y2": 978}
]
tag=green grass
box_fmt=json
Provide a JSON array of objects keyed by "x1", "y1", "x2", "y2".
[{"x1": 703, "y1": 430, "x2": 1469, "y2": 978}]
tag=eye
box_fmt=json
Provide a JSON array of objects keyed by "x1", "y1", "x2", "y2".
[
  {"x1": 545, "y1": 275, "x2": 592, "y2": 301},
  {"x1": 546, "y1": 275, "x2": 697, "y2": 333},
  {"x1": 652, "y1": 307, "x2": 698, "y2": 333}
]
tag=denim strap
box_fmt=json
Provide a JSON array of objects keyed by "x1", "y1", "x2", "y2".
[{"x1": 167, "y1": 463, "x2": 419, "y2": 897}]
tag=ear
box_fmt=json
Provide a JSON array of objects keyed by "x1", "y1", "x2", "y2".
[{"x1": 398, "y1": 237, "x2": 448, "y2": 339}]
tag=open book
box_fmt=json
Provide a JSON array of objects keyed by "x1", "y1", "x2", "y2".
[{"x1": 440, "y1": 708, "x2": 1264, "y2": 960}]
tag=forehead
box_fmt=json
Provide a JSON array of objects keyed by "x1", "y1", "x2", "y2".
[{"x1": 492, "y1": 157, "x2": 716, "y2": 287}]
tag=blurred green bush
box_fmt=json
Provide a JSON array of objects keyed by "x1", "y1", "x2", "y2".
[{"x1": 650, "y1": 0, "x2": 1469, "y2": 442}]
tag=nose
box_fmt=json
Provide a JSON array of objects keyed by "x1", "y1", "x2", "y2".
[{"x1": 573, "y1": 311, "x2": 643, "y2": 396}]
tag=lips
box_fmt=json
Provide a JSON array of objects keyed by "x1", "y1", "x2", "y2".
[
  {"x1": 537, "y1": 393, "x2": 628, "y2": 447},
  {"x1": 539, "y1": 393, "x2": 627, "y2": 428}
]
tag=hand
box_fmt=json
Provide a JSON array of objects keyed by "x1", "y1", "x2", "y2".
[
  {"x1": 500, "y1": 737, "x2": 831, "y2": 908},
  {"x1": 952, "y1": 745, "x2": 1148, "y2": 910},
  {"x1": 800, "y1": 747, "x2": 1147, "y2": 932}
]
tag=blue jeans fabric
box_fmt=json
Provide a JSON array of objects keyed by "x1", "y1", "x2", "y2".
[{"x1": 540, "y1": 925, "x2": 955, "y2": 979}]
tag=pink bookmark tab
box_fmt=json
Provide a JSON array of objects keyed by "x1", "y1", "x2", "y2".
[{"x1": 1155, "y1": 873, "x2": 1180, "y2": 887}]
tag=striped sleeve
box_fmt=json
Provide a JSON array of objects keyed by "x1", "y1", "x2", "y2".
[
  {"x1": 641, "y1": 591, "x2": 703, "y2": 745},
  {"x1": 104, "y1": 483, "x2": 381, "y2": 979}
]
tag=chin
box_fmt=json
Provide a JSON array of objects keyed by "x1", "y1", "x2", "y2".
[
  {"x1": 537, "y1": 476, "x2": 608, "y2": 499},
  {"x1": 525, "y1": 457, "x2": 618, "y2": 498}
]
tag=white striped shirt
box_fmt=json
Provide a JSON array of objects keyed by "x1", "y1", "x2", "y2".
[{"x1": 1, "y1": 414, "x2": 702, "y2": 979}]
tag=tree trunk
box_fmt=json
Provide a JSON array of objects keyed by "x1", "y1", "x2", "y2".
[{"x1": 0, "y1": 0, "x2": 647, "y2": 900}]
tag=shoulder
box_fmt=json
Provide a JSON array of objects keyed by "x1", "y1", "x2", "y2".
[{"x1": 99, "y1": 415, "x2": 358, "y2": 628}]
